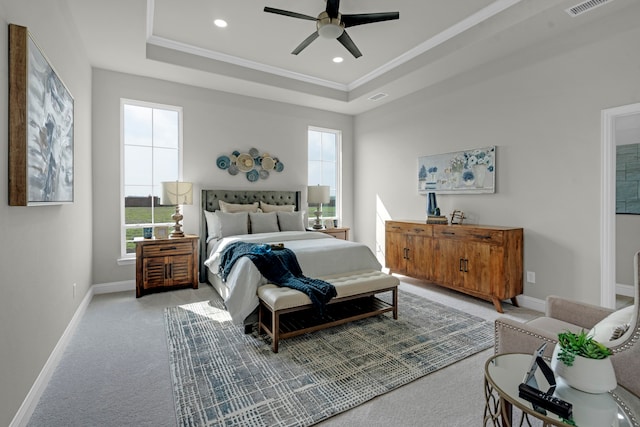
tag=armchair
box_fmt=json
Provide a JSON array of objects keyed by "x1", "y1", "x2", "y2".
[{"x1": 494, "y1": 251, "x2": 640, "y2": 396}]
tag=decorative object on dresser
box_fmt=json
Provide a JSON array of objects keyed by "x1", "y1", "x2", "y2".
[
  {"x1": 216, "y1": 147, "x2": 284, "y2": 181},
  {"x1": 307, "y1": 184, "x2": 330, "y2": 229},
  {"x1": 418, "y1": 146, "x2": 495, "y2": 194},
  {"x1": 135, "y1": 234, "x2": 198, "y2": 297},
  {"x1": 450, "y1": 209, "x2": 466, "y2": 224},
  {"x1": 161, "y1": 181, "x2": 193, "y2": 238},
  {"x1": 385, "y1": 220, "x2": 523, "y2": 312},
  {"x1": 9, "y1": 24, "x2": 74, "y2": 206},
  {"x1": 165, "y1": 290, "x2": 492, "y2": 426}
]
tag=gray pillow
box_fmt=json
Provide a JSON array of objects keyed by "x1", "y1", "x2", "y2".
[
  {"x1": 249, "y1": 212, "x2": 279, "y2": 234},
  {"x1": 277, "y1": 211, "x2": 305, "y2": 232},
  {"x1": 216, "y1": 211, "x2": 249, "y2": 237}
]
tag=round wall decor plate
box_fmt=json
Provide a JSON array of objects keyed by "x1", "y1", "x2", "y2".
[
  {"x1": 259, "y1": 169, "x2": 269, "y2": 180},
  {"x1": 216, "y1": 155, "x2": 230, "y2": 169},
  {"x1": 246, "y1": 169, "x2": 259, "y2": 182},
  {"x1": 228, "y1": 164, "x2": 239, "y2": 175},
  {"x1": 261, "y1": 156, "x2": 275, "y2": 170},
  {"x1": 275, "y1": 161, "x2": 284, "y2": 172},
  {"x1": 236, "y1": 153, "x2": 254, "y2": 172}
]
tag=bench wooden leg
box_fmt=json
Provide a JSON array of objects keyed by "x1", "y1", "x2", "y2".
[
  {"x1": 392, "y1": 287, "x2": 398, "y2": 320},
  {"x1": 272, "y1": 310, "x2": 279, "y2": 353}
]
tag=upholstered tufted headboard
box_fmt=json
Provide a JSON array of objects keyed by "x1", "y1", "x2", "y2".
[{"x1": 199, "y1": 189, "x2": 302, "y2": 282}]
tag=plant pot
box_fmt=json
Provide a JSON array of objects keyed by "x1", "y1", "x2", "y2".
[{"x1": 550, "y1": 344, "x2": 617, "y2": 394}]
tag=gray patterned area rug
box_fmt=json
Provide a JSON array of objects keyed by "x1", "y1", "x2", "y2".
[{"x1": 164, "y1": 290, "x2": 492, "y2": 427}]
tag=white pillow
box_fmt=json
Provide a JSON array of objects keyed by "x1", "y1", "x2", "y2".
[
  {"x1": 216, "y1": 212, "x2": 249, "y2": 237},
  {"x1": 203, "y1": 210, "x2": 220, "y2": 241},
  {"x1": 277, "y1": 211, "x2": 305, "y2": 232},
  {"x1": 589, "y1": 305, "x2": 634, "y2": 343},
  {"x1": 249, "y1": 212, "x2": 279, "y2": 234},
  {"x1": 259, "y1": 201, "x2": 295, "y2": 213},
  {"x1": 218, "y1": 200, "x2": 259, "y2": 213}
]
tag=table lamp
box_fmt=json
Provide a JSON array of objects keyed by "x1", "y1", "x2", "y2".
[
  {"x1": 161, "y1": 181, "x2": 193, "y2": 238},
  {"x1": 307, "y1": 185, "x2": 330, "y2": 229}
]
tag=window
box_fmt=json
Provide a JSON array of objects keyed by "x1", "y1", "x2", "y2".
[
  {"x1": 308, "y1": 127, "x2": 341, "y2": 225},
  {"x1": 121, "y1": 99, "x2": 183, "y2": 256}
]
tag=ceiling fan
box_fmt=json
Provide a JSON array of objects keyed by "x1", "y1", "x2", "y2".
[{"x1": 263, "y1": 0, "x2": 399, "y2": 58}]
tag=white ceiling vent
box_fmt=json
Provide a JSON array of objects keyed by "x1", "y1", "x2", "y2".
[
  {"x1": 368, "y1": 92, "x2": 388, "y2": 101},
  {"x1": 565, "y1": 0, "x2": 614, "y2": 17}
]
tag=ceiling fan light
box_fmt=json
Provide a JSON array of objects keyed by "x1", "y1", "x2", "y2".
[
  {"x1": 333, "y1": 57, "x2": 343, "y2": 63},
  {"x1": 318, "y1": 23, "x2": 343, "y2": 39},
  {"x1": 213, "y1": 19, "x2": 227, "y2": 28}
]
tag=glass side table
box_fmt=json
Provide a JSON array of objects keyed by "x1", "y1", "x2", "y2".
[{"x1": 484, "y1": 353, "x2": 640, "y2": 427}]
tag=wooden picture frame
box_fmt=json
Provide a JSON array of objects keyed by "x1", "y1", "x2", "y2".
[
  {"x1": 154, "y1": 226, "x2": 169, "y2": 239},
  {"x1": 9, "y1": 24, "x2": 74, "y2": 206}
]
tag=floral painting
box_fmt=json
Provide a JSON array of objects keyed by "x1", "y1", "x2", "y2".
[{"x1": 418, "y1": 146, "x2": 495, "y2": 194}]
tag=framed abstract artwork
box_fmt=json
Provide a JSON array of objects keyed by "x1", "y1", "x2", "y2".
[
  {"x1": 9, "y1": 24, "x2": 74, "y2": 206},
  {"x1": 418, "y1": 146, "x2": 496, "y2": 194}
]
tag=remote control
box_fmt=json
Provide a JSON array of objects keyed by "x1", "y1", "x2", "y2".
[{"x1": 518, "y1": 383, "x2": 573, "y2": 419}]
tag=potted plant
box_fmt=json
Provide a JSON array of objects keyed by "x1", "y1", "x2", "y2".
[{"x1": 550, "y1": 330, "x2": 616, "y2": 394}]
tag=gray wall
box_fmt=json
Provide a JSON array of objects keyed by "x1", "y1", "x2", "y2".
[
  {"x1": 92, "y1": 69, "x2": 354, "y2": 285},
  {"x1": 0, "y1": 0, "x2": 93, "y2": 425},
  {"x1": 353, "y1": 11, "x2": 640, "y2": 304}
]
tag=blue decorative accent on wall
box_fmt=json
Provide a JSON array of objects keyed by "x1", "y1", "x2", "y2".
[{"x1": 616, "y1": 143, "x2": 640, "y2": 214}]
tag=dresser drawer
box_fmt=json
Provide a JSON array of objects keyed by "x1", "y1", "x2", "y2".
[
  {"x1": 433, "y1": 226, "x2": 504, "y2": 244},
  {"x1": 142, "y1": 241, "x2": 194, "y2": 257},
  {"x1": 386, "y1": 221, "x2": 432, "y2": 236}
]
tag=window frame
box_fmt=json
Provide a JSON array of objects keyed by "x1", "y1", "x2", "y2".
[
  {"x1": 308, "y1": 126, "x2": 342, "y2": 225},
  {"x1": 120, "y1": 98, "x2": 184, "y2": 258}
]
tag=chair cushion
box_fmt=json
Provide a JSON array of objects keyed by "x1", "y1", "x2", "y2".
[{"x1": 526, "y1": 317, "x2": 584, "y2": 336}]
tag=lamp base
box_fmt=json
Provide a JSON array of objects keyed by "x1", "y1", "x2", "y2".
[
  {"x1": 171, "y1": 205, "x2": 185, "y2": 238},
  {"x1": 312, "y1": 208, "x2": 324, "y2": 229}
]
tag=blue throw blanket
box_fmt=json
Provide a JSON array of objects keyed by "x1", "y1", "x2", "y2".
[{"x1": 219, "y1": 242, "x2": 337, "y2": 313}]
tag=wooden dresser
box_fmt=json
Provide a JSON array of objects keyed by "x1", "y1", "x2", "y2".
[
  {"x1": 385, "y1": 220, "x2": 523, "y2": 312},
  {"x1": 135, "y1": 234, "x2": 199, "y2": 298}
]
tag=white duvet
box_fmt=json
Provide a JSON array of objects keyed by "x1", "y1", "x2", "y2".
[{"x1": 204, "y1": 231, "x2": 382, "y2": 324}]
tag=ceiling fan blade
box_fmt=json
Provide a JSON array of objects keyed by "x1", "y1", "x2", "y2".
[
  {"x1": 264, "y1": 7, "x2": 317, "y2": 21},
  {"x1": 337, "y1": 30, "x2": 362, "y2": 58},
  {"x1": 342, "y1": 12, "x2": 399, "y2": 28},
  {"x1": 325, "y1": 0, "x2": 340, "y2": 19},
  {"x1": 292, "y1": 31, "x2": 319, "y2": 55}
]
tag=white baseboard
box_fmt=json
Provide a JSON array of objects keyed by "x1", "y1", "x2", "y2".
[
  {"x1": 10, "y1": 279, "x2": 136, "y2": 427},
  {"x1": 516, "y1": 294, "x2": 545, "y2": 313},
  {"x1": 9, "y1": 286, "x2": 95, "y2": 427},
  {"x1": 616, "y1": 283, "x2": 635, "y2": 298},
  {"x1": 92, "y1": 280, "x2": 135, "y2": 294}
]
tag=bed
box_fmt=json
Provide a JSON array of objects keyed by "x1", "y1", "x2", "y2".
[{"x1": 199, "y1": 189, "x2": 384, "y2": 328}]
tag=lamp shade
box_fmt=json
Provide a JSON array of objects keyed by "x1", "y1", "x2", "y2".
[
  {"x1": 307, "y1": 185, "x2": 330, "y2": 204},
  {"x1": 161, "y1": 181, "x2": 193, "y2": 205}
]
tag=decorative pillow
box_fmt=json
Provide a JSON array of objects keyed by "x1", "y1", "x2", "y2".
[
  {"x1": 277, "y1": 211, "x2": 305, "y2": 232},
  {"x1": 249, "y1": 212, "x2": 279, "y2": 234},
  {"x1": 588, "y1": 305, "x2": 634, "y2": 343},
  {"x1": 259, "y1": 201, "x2": 295, "y2": 213},
  {"x1": 218, "y1": 200, "x2": 259, "y2": 213},
  {"x1": 203, "y1": 210, "x2": 220, "y2": 242},
  {"x1": 216, "y1": 211, "x2": 249, "y2": 237}
]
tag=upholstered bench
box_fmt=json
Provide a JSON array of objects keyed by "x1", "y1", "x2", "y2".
[{"x1": 257, "y1": 269, "x2": 399, "y2": 352}]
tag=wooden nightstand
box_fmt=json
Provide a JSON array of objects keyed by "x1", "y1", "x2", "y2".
[
  {"x1": 307, "y1": 227, "x2": 350, "y2": 240},
  {"x1": 135, "y1": 234, "x2": 199, "y2": 298}
]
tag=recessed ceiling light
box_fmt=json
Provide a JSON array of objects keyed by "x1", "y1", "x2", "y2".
[
  {"x1": 214, "y1": 19, "x2": 228, "y2": 28},
  {"x1": 332, "y1": 57, "x2": 343, "y2": 63}
]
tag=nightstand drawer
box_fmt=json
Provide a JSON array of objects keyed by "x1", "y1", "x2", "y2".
[{"x1": 142, "y1": 241, "x2": 193, "y2": 257}]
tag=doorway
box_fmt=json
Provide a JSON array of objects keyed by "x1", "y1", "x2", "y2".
[{"x1": 601, "y1": 103, "x2": 640, "y2": 308}]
